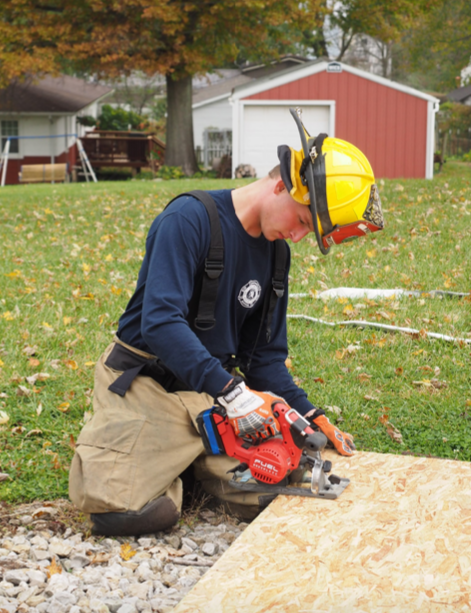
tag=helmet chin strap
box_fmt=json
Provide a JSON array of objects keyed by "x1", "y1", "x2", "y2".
[{"x1": 289, "y1": 107, "x2": 331, "y2": 255}]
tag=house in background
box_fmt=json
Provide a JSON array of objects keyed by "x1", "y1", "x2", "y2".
[
  {"x1": 192, "y1": 56, "x2": 309, "y2": 167},
  {"x1": 0, "y1": 75, "x2": 113, "y2": 185},
  {"x1": 193, "y1": 59, "x2": 440, "y2": 179},
  {"x1": 447, "y1": 84, "x2": 471, "y2": 106}
]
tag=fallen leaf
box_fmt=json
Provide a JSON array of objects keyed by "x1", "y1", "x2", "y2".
[
  {"x1": 358, "y1": 373, "x2": 372, "y2": 382},
  {"x1": 466, "y1": 400, "x2": 471, "y2": 407},
  {"x1": 387, "y1": 424, "x2": 404, "y2": 444},
  {"x1": 431, "y1": 378, "x2": 447, "y2": 389},
  {"x1": 25, "y1": 429, "x2": 43, "y2": 437},
  {"x1": 120, "y1": 543, "x2": 137, "y2": 561},
  {"x1": 83, "y1": 411, "x2": 93, "y2": 423},
  {"x1": 36, "y1": 403, "x2": 43, "y2": 417},
  {"x1": 395, "y1": 367, "x2": 403, "y2": 376},
  {"x1": 419, "y1": 366, "x2": 433, "y2": 372},
  {"x1": 22, "y1": 345, "x2": 38, "y2": 356},
  {"x1": 63, "y1": 316, "x2": 72, "y2": 325},
  {"x1": 364, "y1": 395, "x2": 379, "y2": 401},
  {"x1": 17, "y1": 385, "x2": 31, "y2": 397},
  {"x1": 84, "y1": 361, "x2": 96, "y2": 367},
  {"x1": 360, "y1": 413, "x2": 371, "y2": 420},
  {"x1": 285, "y1": 358, "x2": 293, "y2": 370},
  {"x1": 325, "y1": 405, "x2": 342, "y2": 416},
  {"x1": 11, "y1": 426, "x2": 26, "y2": 434},
  {"x1": 0, "y1": 473, "x2": 11, "y2": 481},
  {"x1": 0, "y1": 358, "x2": 4, "y2": 367},
  {"x1": 0, "y1": 411, "x2": 9, "y2": 424},
  {"x1": 313, "y1": 377, "x2": 325, "y2": 384},
  {"x1": 65, "y1": 360, "x2": 78, "y2": 370},
  {"x1": 46, "y1": 558, "x2": 62, "y2": 577},
  {"x1": 58, "y1": 402, "x2": 70, "y2": 412}
]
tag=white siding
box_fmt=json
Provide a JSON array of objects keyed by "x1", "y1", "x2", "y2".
[
  {"x1": 0, "y1": 115, "x2": 78, "y2": 158},
  {"x1": 193, "y1": 98, "x2": 232, "y2": 149}
]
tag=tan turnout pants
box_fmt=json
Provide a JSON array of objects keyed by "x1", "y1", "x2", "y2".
[{"x1": 69, "y1": 339, "x2": 262, "y2": 516}]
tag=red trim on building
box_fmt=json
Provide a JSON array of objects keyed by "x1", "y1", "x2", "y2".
[
  {"x1": 245, "y1": 71, "x2": 427, "y2": 179},
  {"x1": 3, "y1": 144, "x2": 78, "y2": 185}
]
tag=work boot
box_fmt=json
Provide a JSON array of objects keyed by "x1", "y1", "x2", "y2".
[{"x1": 91, "y1": 496, "x2": 179, "y2": 537}]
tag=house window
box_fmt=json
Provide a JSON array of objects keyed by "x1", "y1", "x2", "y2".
[{"x1": 1, "y1": 120, "x2": 19, "y2": 154}]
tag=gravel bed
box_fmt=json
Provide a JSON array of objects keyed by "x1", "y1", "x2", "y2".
[{"x1": 0, "y1": 501, "x2": 248, "y2": 613}]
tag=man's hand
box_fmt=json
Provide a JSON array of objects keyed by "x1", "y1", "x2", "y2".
[
  {"x1": 307, "y1": 409, "x2": 355, "y2": 456},
  {"x1": 216, "y1": 376, "x2": 281, "y2": 441}
]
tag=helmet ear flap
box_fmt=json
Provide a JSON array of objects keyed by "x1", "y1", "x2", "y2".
[{"x1": 277, "y1": 145, "x2": 295, "y2": 193}]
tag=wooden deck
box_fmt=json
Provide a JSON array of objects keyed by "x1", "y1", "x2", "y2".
[
  {"x1": 80, "y1": 130, "x2": 165, "y2": 170},
  {"x1": 174, "y1": 450, "x2": 471, "y2": 612}
]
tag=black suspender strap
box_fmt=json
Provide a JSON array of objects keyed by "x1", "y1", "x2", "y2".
[
  {"x1": 245, "y1": 239, "x2": 288, "y2": 371},
  {"x1": 266, "y1": 239, "x2": 287, "y2": 343},
  {"x1": 165, "y1": 190, "x2": 224, "y2": 331},
  {"x1": 165, "y1": 192, "x2": 287, "y2": 370}
]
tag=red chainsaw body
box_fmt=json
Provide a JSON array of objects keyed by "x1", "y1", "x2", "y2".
[{"x1": 211, "y1": 403, "x2": 310, "y2": 484}]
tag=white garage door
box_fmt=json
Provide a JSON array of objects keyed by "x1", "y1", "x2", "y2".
[{"x1": 241, "y1": 104, "x2": 331, "y2": 178}]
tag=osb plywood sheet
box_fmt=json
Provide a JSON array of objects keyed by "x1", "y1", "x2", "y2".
[{"x1": 173, "y1": 451, "x2": 471, "y2": 613}]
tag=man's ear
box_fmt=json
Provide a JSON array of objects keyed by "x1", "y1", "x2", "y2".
[{"x1": 274, "y1": 179, "x2": 286, "y2": 195}]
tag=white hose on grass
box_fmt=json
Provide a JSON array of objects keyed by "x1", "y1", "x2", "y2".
[
  {"x1": 287, "y1": 314, "x2": 471, "y2": 345},
  {"x1": 290, "y1": 288, "x2": 469, "y2": 300}
]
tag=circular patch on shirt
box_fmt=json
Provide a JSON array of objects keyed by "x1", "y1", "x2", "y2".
[{"x1": 238, "y1": 280, "x2": 262, "y2": 309}]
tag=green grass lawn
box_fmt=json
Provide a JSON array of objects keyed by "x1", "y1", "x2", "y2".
[{"x1": 0, "y1": 163, "x2": 470, "y2": 503}]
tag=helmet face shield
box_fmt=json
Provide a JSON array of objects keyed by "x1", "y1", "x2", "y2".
[{"x1": 279, "y1": 107, "x2": 384, "y2": 255}]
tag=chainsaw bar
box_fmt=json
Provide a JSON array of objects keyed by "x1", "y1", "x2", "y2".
[{"x1": 228, "y1": 473, "x2": 350, "y2": 500}]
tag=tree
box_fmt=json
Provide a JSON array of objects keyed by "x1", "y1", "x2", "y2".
[
  {"x1": 0, "y1": 1, "x2": 324, "y2": 175},
  {"x1": 324, "y1": 0, "x2": 433, "y2": 62},
  {"x1": 392, "y1": 0, "x2": 471, "y2": 92}
]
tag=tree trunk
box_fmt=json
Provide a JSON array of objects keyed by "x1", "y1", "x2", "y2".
[{"x1": 165, "y1": 73, "x2": 199, "y2": 175}]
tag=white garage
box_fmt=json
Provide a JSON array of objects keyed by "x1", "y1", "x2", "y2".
[{"x1": 233, "y1": 101, "x2": 334, "y2": 178}]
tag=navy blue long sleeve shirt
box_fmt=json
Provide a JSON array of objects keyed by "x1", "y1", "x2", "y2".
[{"x1": 117, "y1": 190, "x2": 313, "y2": 415}]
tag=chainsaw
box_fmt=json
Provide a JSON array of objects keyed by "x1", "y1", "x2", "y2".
[{"x1": 197, "y1": 402, "x2": 350, "y2": 499}]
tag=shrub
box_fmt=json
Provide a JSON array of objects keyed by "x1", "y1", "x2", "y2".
[
  {"x1": 97, "y1": 104, "x2": 146, "y2": 131},
  {"x1": 156, "y1": 165, "x2": 185, "y2": 180}
]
